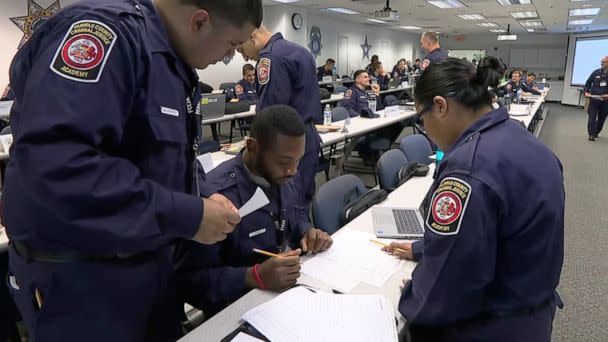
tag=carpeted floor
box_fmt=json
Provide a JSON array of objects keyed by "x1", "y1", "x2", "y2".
[{"x1": 540, "y1": 103, "x2": 608, "y2": 342}]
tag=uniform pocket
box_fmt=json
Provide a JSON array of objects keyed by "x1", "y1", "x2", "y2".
[{"x1": 148, "y1": 113, "x2": 188, "y2": 145}]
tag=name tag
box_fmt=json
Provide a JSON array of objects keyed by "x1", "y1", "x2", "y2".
[
  {"x1": 249, "y1": 228, "x2": 267, "y2": 238},
  {"x1": 160, "y1": 106, "x2": 179, "y2": 117},
  {"x1": 601, "y1": 82, "x2": 607, "y2": 87}
]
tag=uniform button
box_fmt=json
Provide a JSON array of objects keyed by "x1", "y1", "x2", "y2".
[
  {"x1": 229, "y1": 172, "x2": 236, "y2": 178},
  {"x1": 135, "y1": 4, "x2": 141, "y2": 10}
]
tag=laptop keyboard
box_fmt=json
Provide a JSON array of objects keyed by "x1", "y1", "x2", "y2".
[{"x1": 393, "y1": 209, "x2": 424, "y2": 235}]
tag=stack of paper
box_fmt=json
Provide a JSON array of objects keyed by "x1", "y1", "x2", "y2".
[
  {"x1": 301, "y1": 229, "x2": 405, "y2": 292},
  {"x1": 509, "y1": 103, "x2": 531, "y2": 116},
  {"x1": 242, "y1": 286, "x2": 398, "y2": 342}
]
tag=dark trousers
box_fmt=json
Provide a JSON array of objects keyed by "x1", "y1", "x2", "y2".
[
  {"x1": 587, "y1": 98, "x2": 608, "y2": 136},
  {"x1": 7, "y1": 245, "x2": 182, "y2": 342},
  {"x1": 0, "y1": 251, "x2": 20, "y2": 342},
  {"x1": 295, "y1": 129, "x2": 321, "y2": 223},
  {"x1": 408, "y1": 302, "x2": 557, "y2": 342}
]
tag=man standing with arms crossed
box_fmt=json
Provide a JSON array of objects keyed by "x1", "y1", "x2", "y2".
[
  {"x1": 237, "y1": 26, "x2": 322, "y2": 242},
  {"x1": 3, "y1": 0, "x2": 262, "y2": 340}
]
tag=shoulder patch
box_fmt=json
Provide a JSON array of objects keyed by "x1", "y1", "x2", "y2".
[
  {"x1": 235, "y1": 84, "x2": 244, "y2": 95},
  {"x1": 50, "y1": 20, "x2": 117, "y2": 83},
  {"x1": 426, "y1": 177, "x2": 472, "y2": 236},
  {"x1": 421, "y1": 59, "x2": 431, "y2": 70},
  {"x1": 344, "y1": 89, "x2": 353, "y2": 100},
  {"x1": 257, "y1": 58, "x2": 271, "y2": 85}
]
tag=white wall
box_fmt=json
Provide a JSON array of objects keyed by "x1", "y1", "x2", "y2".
[
  {"x1": 562, "y1": 31, "x2": 608, "y2": 106},
  {"x1": 441, "y1": 33, "x2": 568, "y2": 77},
  {"x1": 197, "y1": 5, "x2": 420, "y2": 88}
]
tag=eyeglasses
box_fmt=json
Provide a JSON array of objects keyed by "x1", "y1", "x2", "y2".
[{"x1": 415, "y1": 91, "x2": 457, "y2": 120}]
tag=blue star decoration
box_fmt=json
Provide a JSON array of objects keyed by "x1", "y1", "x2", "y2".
[
  {"x1": 308, "y1": 26, "x2": 323, "y2": 60},
  {"x1": 361, "y1": 35, "x2": 372, "y2": 61},
  {"x1": 11, "y1": 0, "x2": 62, "y2": 50},
  {"x1": 223, "y1": 54, "x2": 233, "y2": 65}
]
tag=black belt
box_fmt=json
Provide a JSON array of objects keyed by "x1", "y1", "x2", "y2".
[{"x1": 11, "y1": 241, "x2": 155, "y2": 264}]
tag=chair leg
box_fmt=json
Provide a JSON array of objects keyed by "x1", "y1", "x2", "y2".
[{"x1": 229, "y1": 119, "x2": 235, "y2": 143}]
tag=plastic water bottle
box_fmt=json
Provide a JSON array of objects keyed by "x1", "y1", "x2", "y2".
[
  {"x1": 367, "y1": 94, "x2": 377, "y2": 113},
  {"x1": 323, "y1": 104, "x2": 332, "y2": 125},
  {"x1": 436, "y1": 148, "x2": 444, "y2": 167},
  {"x1": 516, "y1": 89, "x2": 522, "y2": 104}
]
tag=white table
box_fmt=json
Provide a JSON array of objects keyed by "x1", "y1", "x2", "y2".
[
  {"x1": 320, "y1": 93, "x2": 345, "y2": 105},
  {"x1": 508, "y1": 92, "x2": 547, "y2": 133},
  {"x1": 179, "y1": 164, "x2": 436, "y2": 342},
  {"x1": 318, "y1": 79, "x2": 354, "y2": 87},
  {"x1": 0, "y1": 100, "x2": 12, "y2": 119}
]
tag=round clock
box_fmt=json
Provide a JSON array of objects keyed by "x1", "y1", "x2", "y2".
[{"x1": 292, "y1": 13, "x2": 303, "y2": 30}]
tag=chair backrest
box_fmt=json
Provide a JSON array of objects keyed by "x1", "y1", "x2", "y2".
[
  {"x1": 342, "y1": 75, "x2": 350, "y2": 79},
  {"x1": 219, "y1": 82, "x2": 237, "y2": 91},
  {"x1": 0, "y1": 126, "x2": 11, "y2": 135},
  {"x1": 399, "y1": 134, "x2": 433, "y2": 165},
  {"x1": 377, "y1": 149, "x2": 409, "y2": 192},
  {"x1": 334, "y1": 85, "x2": 347, "y2": 93},
  {"x1": 312, "y1": 174, "x2": 366, "y2": 234},
  {"x1": 319, "y1": 88, "x2": 331, "y2": 100},
  {"x1": 225, "y1": 101, "x2": 251, "y2": 114},
  {"x1": 331, "y1": 107, "x2": 349, "y2": 122},
  {"x1": 199, "y1": 82, "x2": 213, "y2": 94},
  {"x1": 384, "y1": 95, "x2": 398, "y2": 107}
]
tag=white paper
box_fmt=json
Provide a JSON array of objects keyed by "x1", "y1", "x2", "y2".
[
  {"x1": 242, "y1": 286, "x2": 398, "y2": 342},
  {"x1": 0, "y1": 100, "x2": 13, "y2": 117},
  {"x1": 238, "y1": 187, "x2": 270, "y2": 218},
  {"x1": 385, "y1": 105, "x2": 400, "y2": 118},
  {"x1": 301, "y1": 229, "x2": 405, "y2": 291},
  {"x1": 509, "y1": 103, "x2": 530, "y2": 116},
  {"x1": 0, "y1": 134, "x2": 13, "y2": 154},
  {"x1": 196, "y1": 153, "x2": 214, "y2": 174},
  {"x1": 230, "y1": 332, "x2": 264, "y2": 342}
]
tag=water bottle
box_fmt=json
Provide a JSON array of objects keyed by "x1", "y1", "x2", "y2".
[
  {"x1": 435, "y1": 148, "x2": 444, "y2": 167},
  {"x1": 368, "y1": 93, "x2": 377, "y2": 113},
  {"x1": 516, "y1": 89, "x2": 522, "y2": 104},
  {"x1": 323, "y1": 104, "x2": 332, "y2": 125}
]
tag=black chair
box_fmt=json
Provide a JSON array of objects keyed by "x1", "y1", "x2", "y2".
[
  {"x1": 226, "y1": 101, "x2": 253, "y2": 142},
  {"x1": 312, "y1": 174, "x2": 366, "y2": 234},
  {"x1": 219, "y1": 82, "x2": 237, "y2": 92},
  {"x1": 383, "y1": 95, "x2": 398, "y2": 107}
]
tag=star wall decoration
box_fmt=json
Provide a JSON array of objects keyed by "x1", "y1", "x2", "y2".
[
  {"x1": 11, "y1": 0, "x2": 62, "y2": 49},
  {"x1": 361, "y1": 35, "x2": 372, "y2": 61},
  {"x1": 222, "y1": 54, "x2": 233, "y2": 65},
  {"x1": 308, "y1": 26, "x2": 323, "y2": 60}
]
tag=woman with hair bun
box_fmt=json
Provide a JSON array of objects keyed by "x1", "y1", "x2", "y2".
[{"x1": 388, "y1": 58, "x2": 565, "y2": 341}]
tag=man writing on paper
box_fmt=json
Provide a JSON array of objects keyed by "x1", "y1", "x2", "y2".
[
  {"x1": 584, "y1": 56, "x2": 608, "y2": 141},
  {"x1": 176, "y1": 105, "x2": 332, "y2": 315}
]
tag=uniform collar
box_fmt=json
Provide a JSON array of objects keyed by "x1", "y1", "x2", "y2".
[
  {"x1": 232, "y1": 152, "x2": 283, "y2": 209},
  {"x1": 428, "y1": 47, "x2": 442, "y2": 55},
  {"x1": 260, "y1": 33, "x2": 284, "y2": 55},
  {"x1": 138, "y1": 1, "x2": 175, "y2": 55},
  {"x1": 449, "y1": 107, "x2": 509, "y2": 152}
]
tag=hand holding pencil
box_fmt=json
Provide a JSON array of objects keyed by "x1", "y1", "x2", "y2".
[{"x1": 371, "y1": 239, "x2": 415, "y2": 261}]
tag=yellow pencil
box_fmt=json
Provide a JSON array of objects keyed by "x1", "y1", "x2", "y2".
[
  {"x1": 252, "y1": 248, "x2": 281, "y2": 258},
  {"x1": 370, "y1": 239, "x2": 408, "y2": 254},
  {"x1": 34, "y1": 288, "x2": 43, "y2": 309}
]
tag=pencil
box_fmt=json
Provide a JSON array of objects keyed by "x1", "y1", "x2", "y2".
[
  {"x1": 252, "y1": 248, "x2": 281, "y2": 258},
  {"x1": 370, "y1": 239, "x2": 408, "y2": 254}
]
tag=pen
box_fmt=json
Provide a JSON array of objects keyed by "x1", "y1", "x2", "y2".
[
  {"x1": 35, "y1": 288, "x2": 43, "y2": 309},
  {"x1": 370, "y1": 239, "x2": 408, "y2": 254}
]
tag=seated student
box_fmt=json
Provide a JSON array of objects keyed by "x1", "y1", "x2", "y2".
[
  {"x1": 1, "y1": 84, "x2": 14, "y2": 101},
  {"x1": 365, "y1": 55, "x2": 379, "y2": 74},
  {"x1": 392, "y1": 58, "x2": 409, "y2": 81},
  {"x1": 233, "y1": 64, "x2": 258, "y2": 103},
  {"x1": 506, "y1": 70, "x2": 530, "y2": 94},
  {"x1": 340, "y1": 70, "x2": 384, "y2": 117},
  {"x1": 412, "y1": 58, "x2": 422, "y2": 73},
  {"x1": 525, "y1": 72, "x2": 542, "y2": 95},
  {"x1": 317, "y1": 58, "x2": 335, "y2": 81},
  {"x1": 175, "y1": 105, "x2": 332, "y2": 315},
  {"x1": 406, "y1": 60, "x2": 413, "y2": 72},
  {"x1": 370, "y1": 61, "x2": 390, "y2": 90}
]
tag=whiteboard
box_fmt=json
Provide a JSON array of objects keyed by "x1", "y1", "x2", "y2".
[{"x1": 571, "y1": 36, "x2": 608, "y2": 86}]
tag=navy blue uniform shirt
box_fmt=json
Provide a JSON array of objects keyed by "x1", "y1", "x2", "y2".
[
  {"x1": 584, "y1": 68, "x2": 608, "y2": 96},
  {"x1": 392, "y1": 66, "x2": 408, "y2": 81},
  {"x1": 371, "y1": 73, "x2": 390, "y2": 90},
  {"x1": 256, "y1": 33, "x2": 322, "y2": 125},
  {"x1": 176, "y1": 153, "x2": 311, "y2": 311},
  {"x1": 421, "y1": 48, "x2": 448, "y2": 71},
  {"x1": 4, "y1": 0, "x2": 205, "y2": 254},
  {"x1": 506, "y1": 80, "x2": 530, "y2": 94},
  {"x1": 399, "y1": 107, "x2": 564, "y2": 332},
  {"x1": 235, "y1": 79, "x2": 257, "y2": 103},
  {"x1": 317, "y1": 66, "x2": 332, "y2": 81},
  {"x1": 340, "y1": 85, "x2": 384, "y2": 117}
]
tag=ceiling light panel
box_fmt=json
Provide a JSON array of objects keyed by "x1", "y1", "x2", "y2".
[
  {"x1": 519, "y1": 20, "x2": 543, "y2": 27},
  {"x1": 366, "y1": 19, "x2": 387, "y2": 24},
  {"x1": 489, "y1": 29, "x2": 507, "y2": 32},
  {"x1": 569, "y1": 8, "x2": 601, "y2": 16},
  {"x1": 569, "y1": 18, "x2": 594, "y2": 25},
  {"x1": 399, "y1": 25, "x2": 423, "y2": 30},
  {"x1": 427, "y1": 0, "x2": 466, "y2": 9},
  {"x1": 457, "y1": 13, "x2": 486, "y2": 20},
  {"x1": 497, "y1": 0, "x2": 532, "y2": 5},
  {"x1": 272, "y1": 0, "x2": 300, "y2": 3},
  {"x1": 510, "y1": 11, "x2": 539, "y2": 18},
  {"x1": 476, "y1": 22, "x2": 499, "y2": 27},
  {"x1": 320, "y1": 8, "x2": 360, "y2": 15}
]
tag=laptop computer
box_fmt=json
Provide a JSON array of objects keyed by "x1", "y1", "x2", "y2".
[
  {"x1": 388, "y1": 77, "x2": 400, "y2": 88},
  {"x1": 200, "y1": 94, "x2": 226, "y2": 119},
  {"x1": 372, "y1": 203, "x2": 426, "y2": 239}
]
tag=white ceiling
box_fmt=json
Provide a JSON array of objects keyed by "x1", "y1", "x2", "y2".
[{"x1": 264, "y1": 0, "x2": 608, "y2": 35}]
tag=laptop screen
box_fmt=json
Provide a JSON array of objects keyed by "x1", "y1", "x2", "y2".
[{"x1": 200, "y1": 94, "x2": 226, "y2": 119}]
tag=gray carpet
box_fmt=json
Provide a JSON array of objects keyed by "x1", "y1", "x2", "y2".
[{"x1": 540, "y1": 103, "x2": 608, "y2": 341}]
